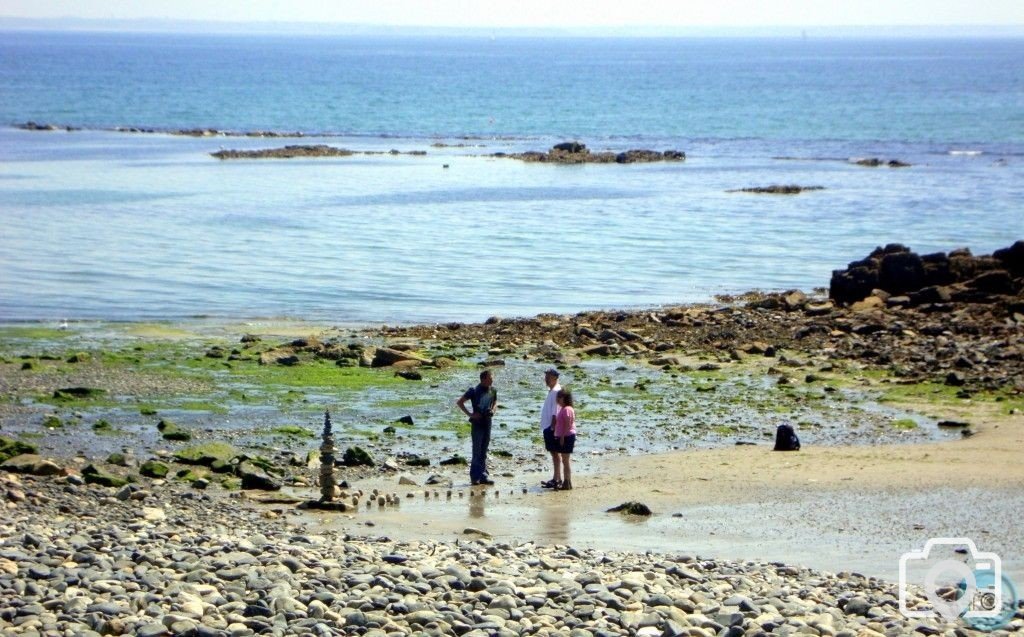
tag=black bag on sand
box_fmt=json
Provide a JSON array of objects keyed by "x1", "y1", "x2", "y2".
[{"x1": 773, "y1": 424, "x2": 801, "y2": 451}]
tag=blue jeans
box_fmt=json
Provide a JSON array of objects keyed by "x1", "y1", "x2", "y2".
[{"x1": 470, "y1": 420, "x2": 491, "y2": 482}]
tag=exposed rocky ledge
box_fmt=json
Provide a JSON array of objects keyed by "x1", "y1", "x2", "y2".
[
  {"x1": 13, "y1": 121, "x2": 526, "y2": 142},
  {"x1": 829, "y1": 241, "x2": 1024, "y2": 307},
  {"x1": 16, "y1": 121, "x2": 308, "y2": 137},
  {"x1": 210, "y1": 145, "x2": 427, "y2": 160},
  {"x1": 852, "y1": 157, "x2": 911, "y2": 168},
  {"x1": 491, "y1": 141, "x2": 685, "y2": 164},
  {"x1": 727, "y1": 185, "x2": 825, "y2": 195},
  {"x1": 772, "y1": 156, "x2": 912, "y2": 168}
]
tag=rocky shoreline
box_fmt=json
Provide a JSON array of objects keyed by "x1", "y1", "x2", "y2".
[
  {"x1": 391, "y1": 241, "x2": 1024, "y2": 393},
  {"x1": 4, "y1": 470, "x2": 1017, "y2": 637}
]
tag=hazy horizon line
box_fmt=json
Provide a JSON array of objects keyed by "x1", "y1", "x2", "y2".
[{"x1": 2, "y1": 16, "x2": 1023, "y2": 38}]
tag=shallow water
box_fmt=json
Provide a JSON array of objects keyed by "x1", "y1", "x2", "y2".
[
  {"x1": 332, "y1": 483, "x2": 1024, "y2": 583},
  {"x1": 0, "y1": 322, "x2": 957, "y2": 468},
  {"x1": 1, "y1": 34, "x2": 1022, "y2": 323}
]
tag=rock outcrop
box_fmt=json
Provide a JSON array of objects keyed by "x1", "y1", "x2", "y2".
[
  {"x1": 829, "y1": 241, "x2": 1024, "y2": 307},
  {"x1": 493, "y1": 142, "x2": 685, "y2": 164},
  {"x1": 728, "y1": 185, "x2": 825, "y2": 195}
]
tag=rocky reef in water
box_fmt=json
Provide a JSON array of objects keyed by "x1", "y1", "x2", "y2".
[
  {"x1": 492, "y1": 141, "x2": 685, "y2": 164},
  {"x1": 210, "y1": 145, "x2": 428, "y2": 160},
  {"x1": 727, "y1": 185, "x2": 826, "y2": 195}
]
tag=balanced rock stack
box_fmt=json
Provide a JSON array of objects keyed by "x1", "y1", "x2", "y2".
[{"x1": 829, "y1": 241, "x2": 1024, "y2": 309}]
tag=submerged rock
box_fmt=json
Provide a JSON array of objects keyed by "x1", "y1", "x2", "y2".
[
  {"x1": 211, "y1": 145, "x2": 355, "y2": 159},
  {"x1": 728, "y1": 185, "x2": 825, "y2": 194}
]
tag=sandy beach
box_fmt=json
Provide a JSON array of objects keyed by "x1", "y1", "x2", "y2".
[{"x1": 287, "y1": 400, "x2": 1024, "y2": 583}]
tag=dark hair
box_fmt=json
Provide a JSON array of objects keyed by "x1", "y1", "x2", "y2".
[
  {"x1": 556, "y1": 388, "x2": 573, "y2": 407},
  {"x1": 479, "y1": 369, "x2": 492, "y2": 381}
]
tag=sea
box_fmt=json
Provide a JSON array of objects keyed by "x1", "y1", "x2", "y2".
[{"x1": 1, "y1": 31, "x2": 1022, "y2": 324}]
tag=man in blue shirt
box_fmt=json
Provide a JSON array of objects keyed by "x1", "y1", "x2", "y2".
[{"x1": 456, "y1": 369, "x2": 497, "y2": 485}]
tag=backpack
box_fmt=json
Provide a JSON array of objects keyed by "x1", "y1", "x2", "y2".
[{"x1": 773, "y1": 424, "x2": 801, "y2": 451}]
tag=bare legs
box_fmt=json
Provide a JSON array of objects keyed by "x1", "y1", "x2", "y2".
[
  {"x1": 559, "y1": 453, "x2": 572, "y2": 489},
  {"x1": 550, "y1": 451, "x2": 561, "y2": 484}
]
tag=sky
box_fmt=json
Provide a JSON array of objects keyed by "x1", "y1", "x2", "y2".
[{"x1": 3, "y1": 0, "x2": 1023, "y2": 29}]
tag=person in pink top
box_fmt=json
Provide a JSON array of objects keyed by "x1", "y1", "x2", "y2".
[{"x1": 554, "y1": 389, "x2": 576, "y2": 490}]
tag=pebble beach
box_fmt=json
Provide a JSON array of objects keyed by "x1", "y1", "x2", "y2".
[{"x1": 5, "y1": 470, "x2": 1019, "y2": 637}]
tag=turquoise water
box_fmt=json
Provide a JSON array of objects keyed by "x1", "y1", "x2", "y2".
[{"x1": 0, "y1": 33, "x2": 1022, "y2": 322}]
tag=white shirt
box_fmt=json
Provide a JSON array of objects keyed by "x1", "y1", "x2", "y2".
[{"x1": 540, "y1": 383, "x2": 561, "y2": 433}]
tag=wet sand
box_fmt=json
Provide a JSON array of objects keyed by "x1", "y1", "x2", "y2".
[{"x1": 291, "y1": 401, "x2": 1024, "y2": 583}]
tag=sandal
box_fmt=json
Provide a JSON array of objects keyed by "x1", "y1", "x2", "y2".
[
  {"x1": 541, "y1": 479, "x2": 561, "y2": 489},
  {"x1": 557, "y1": 481, "x2": 573, "y2": 490}
]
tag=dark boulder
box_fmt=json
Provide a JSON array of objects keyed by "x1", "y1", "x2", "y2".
[
  {"x1": 236, "y1": 460, "x2": 282, "y2": 490},
  {"x1": 878, "y1": 252, "x2": 925, "y2": 295},
  {"x1": 908, "y1": 286, "x2": 951, "y2": 306},
  {"x1": 921, "y1": 252, "x2": 955, "y2": 286},
  {"x1": 994, "y1": 240, "x2": 1024, "y2": 276},
  {"x1": 964, "y1": 270, "x2": 1015, "y2": 295},
  {"x1": 607, "y1": 501, "x2": 652, "y2": 516},
  {"x1": 552, "y1": 141, "x2": 586, "y2": 153},
  {"x1": 342, "y1": 447, "x2": 375, "y2": 467},
  {"x1": 82, "y1": 464, "x2": 129, "y2": 488},
  {"x1": 829, "y1": 266, "x2": 878, "y2": 305}
]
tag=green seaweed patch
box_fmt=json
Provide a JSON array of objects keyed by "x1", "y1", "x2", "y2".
[
  {"x1": 53, "y1": 387, "x2": 106, "y2": 400},
  {"x1": 157, "y1": 419, "x2": 191, "y2": 441},
  {"x1": 121, "y1": 323, "x2": 199, "y2": 339},
  {"x1": 139, "y1": 460, "x2": 169, "y2": 478},
  {"x1": 42, "y1": 414, "x2": 63, "y2": 428},
  {"x1": 176, "y1": 400, "x2": 229, "y2": 414},
  {"x1": 92, "y1": 419, "x2": 113, "y2": 432},
  {"x1": 892, "y1": 418, "x2": 919, "y2": 430},
  {"x1": 175, "y1": 468, "x2": 209, "y2": 482},
  {"x1": 0, "y1": 436, "x2": 38, "y2": 462},
  {"x1": 174, "y1": 442, "x2": 238, "y2": 467},
  {"x1": 228, "y1": 359, "x2": 404, "y2": 390},
  {"x1": 434, "y1": 419, "x2": 471, "y2": 437},
  {"x1": 374, "y1": 397, "x2": 436, "y2": 409},
  {"x1": 878, "y1": 381, "x2": 972, "y2": 405},
  {"x1": 0, "y1": 326, "x2": 71, "y2": 340},
  {"x1": 272, "y1": 426, "x2": 315, "y2": 438}
]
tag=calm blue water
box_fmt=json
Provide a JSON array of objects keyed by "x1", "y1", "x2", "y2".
[{"x1": 0, "y1": 32, "x2": 1022, "y2": 323}]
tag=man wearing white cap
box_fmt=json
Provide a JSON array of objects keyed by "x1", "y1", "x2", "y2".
[{"x1": 540, "y1": 368, "x2": 562, "y2": 489}]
